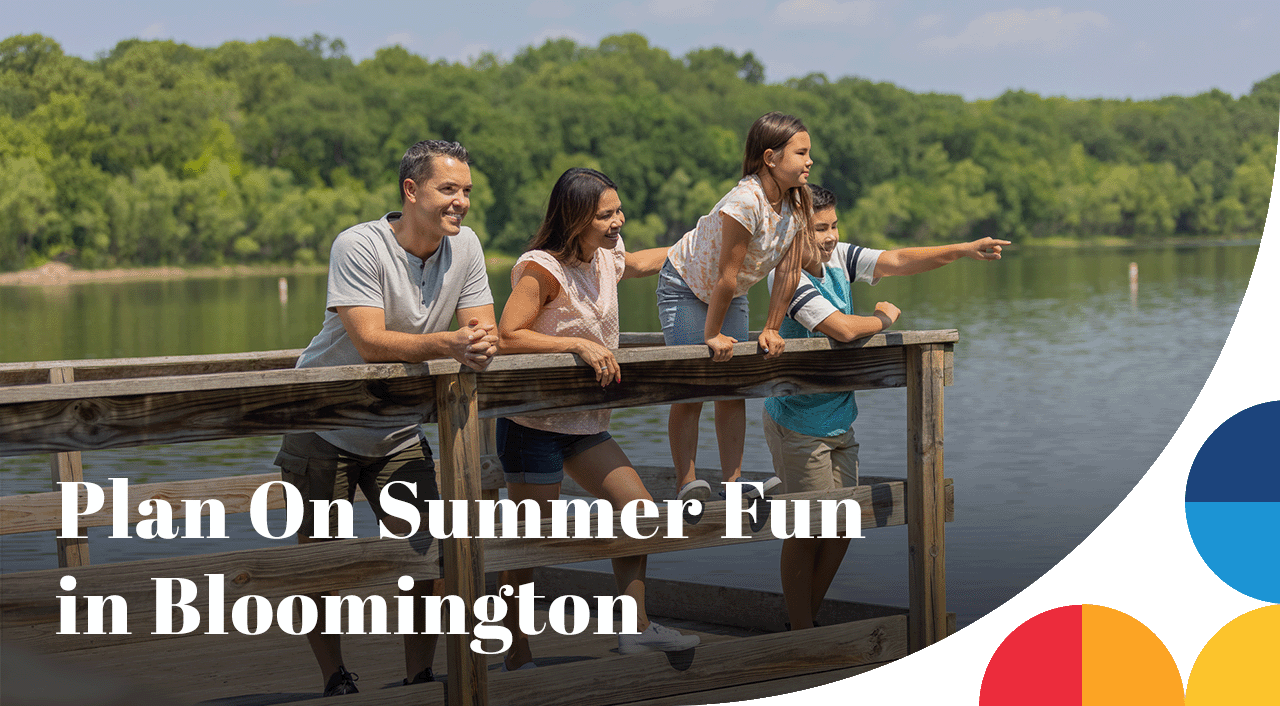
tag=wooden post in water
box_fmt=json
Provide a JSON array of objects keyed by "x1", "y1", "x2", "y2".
[
  {"x1": 905, "y1": 344, "x2": 946, "y2": 652},
  {"x1": 48, "y1": 367, "x2": 89, "y2": 568},
  {"x1": 436, "y1": 371, "x2": 489, "y2": 706}
]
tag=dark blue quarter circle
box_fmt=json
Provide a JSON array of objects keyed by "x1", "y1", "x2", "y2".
[{"x1": 1184, "y1": 400, "x2": 1280, "y2": 503}]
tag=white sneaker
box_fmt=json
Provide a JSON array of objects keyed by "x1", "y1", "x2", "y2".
[
  {"x1": 751, "y1": 476, "x2": 783, "y2": 499},
  {"x1": 618, "y1": 621, "x2": 701, "y2": 654},
  {"x1": 676, "y1": 480, "x2": 711, "y2": 502},
  {"x1": 726, "y1": 476, "x2": 783, "y2": 501}
]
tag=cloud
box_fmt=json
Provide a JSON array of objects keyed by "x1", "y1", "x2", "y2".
[
  {"x1": 921, "y1": 7, "x2": 1110, "y2": 53},
  {"x1": 528, "y1": 0, "x2": 574, "y2": 18},
  {"x1": 646, "y1": 0, "x2": 717, "y2": 20},
  {"x1": 774, "y1": 0, "x2": 876, "y2": 27},
  {"x1": 459, "y1": 43, "x2": 493, "y2": 63},
  {"x1": 530, "y1": 28, "x2": 589, "y2": 45},
  {"x1": 382, "y1": 32, "x2": 416, "y2": 50},
  {"x1": 915, "y1": 13, "x2": 945, "y2": 30},
  {"x1": 140, "y1": 22, "x2": 167, "y2": 39}
]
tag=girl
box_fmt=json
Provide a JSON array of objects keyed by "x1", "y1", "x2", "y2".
[
  {"x1": 496, "y1": 167, "x2": 699, "y2": 669},
  {"x1": 657, "y1": 112, "x2": 815, "y2": 501}
]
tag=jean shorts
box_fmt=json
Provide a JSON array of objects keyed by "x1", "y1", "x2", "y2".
[
  {"x1": 656, "y1": 259, "x2": 749, "y2": 346},
  {"x1": 496, "y1": 418, "x2": 613, "y2": 485}
]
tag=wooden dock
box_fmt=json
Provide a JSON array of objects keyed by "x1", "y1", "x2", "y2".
[{"x1": 0, "y1": 330, "x2": 956, "y2": 706}]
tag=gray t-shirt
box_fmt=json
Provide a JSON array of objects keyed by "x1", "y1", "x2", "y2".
[{"x1": 297, "y1": 212, "x2": 493, "y2": 456}]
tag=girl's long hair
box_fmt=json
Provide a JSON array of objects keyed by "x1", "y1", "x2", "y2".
[
  {"x1": 742, "y1": 112, "x2": 816, "y2": 267},
  {"x1": 527, "y1": 167, "x2": 618, "y2": 262}
]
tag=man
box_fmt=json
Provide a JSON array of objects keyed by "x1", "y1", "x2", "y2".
[
  {"x1": 765, "y1": 184, "x2": 1008, "y2": 630},
  {"x1": 273, "y1": 140, "x2": 498, "y2": 696}
]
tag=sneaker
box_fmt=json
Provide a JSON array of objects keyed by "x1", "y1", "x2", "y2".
[
  {"x1": 742, "y1": 476, "x2": 783, "y2": 500},
  {"x1": 618, "y1": 621, "x2": 701, "y2": 654},
  {"x1": 722, "y1": 476, "x2": 783, "y2": 501},
  {"x1": 323, "y1": 666, "x2": 359, "y2": 696},
  {"x1": 403, "y1": 667, "x2": 435, "y2": 686},
  {"x1": 502, "y1": 660, "x2": 536, "y2": 672},
  {"x1": 676, "y1": 480, "x2": 711, "y2": 502}
]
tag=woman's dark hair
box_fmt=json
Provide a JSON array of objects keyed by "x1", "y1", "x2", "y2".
[{"x1": 527, "y1": 168, "x2": 618, "y2": 261}]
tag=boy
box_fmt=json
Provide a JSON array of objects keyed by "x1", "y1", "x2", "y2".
[{"x1": 765, "y1": 184, "x2": 1008, "y2": 630}]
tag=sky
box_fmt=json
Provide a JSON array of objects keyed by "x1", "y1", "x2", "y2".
[{"x1": 3, "y1": 0, "x2": 1279, "y2": 101}]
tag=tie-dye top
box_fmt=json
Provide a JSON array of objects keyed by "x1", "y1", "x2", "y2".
[
  {"x1": 507, "y1": 237, "x2": 627, "y2": 435},
  {"x1": 666, "y1": 175, "x2": 802, "y2": 301}
]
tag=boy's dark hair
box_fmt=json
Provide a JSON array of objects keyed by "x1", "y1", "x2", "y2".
[
  {"x1": 399, "y1": 140, "x2": 470, "y2": 203},
  {"x1": 808, "y1": 184, "x2": 837, "y2": 211}
]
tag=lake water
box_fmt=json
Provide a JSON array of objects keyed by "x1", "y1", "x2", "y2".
[{"x1": 0, "y1": 243, "x2": 1260, "y2": 628}]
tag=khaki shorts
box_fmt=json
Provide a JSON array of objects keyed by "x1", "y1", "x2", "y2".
[
  {"x1": 274, "y1": 431, "x2": 439, "y2": 539},
  {"x1": 762, "y1": 409, "x2": 859, "y2": 493}
]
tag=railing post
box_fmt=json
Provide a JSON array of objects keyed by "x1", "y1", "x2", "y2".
[
  {"x1": 905, "y1": 343, "x2": 946, "y2": 652},
  {"x1": 436, "y1": 371, "x2": 489, "y2": 706},
  {"x1": 478, "y1": 418, "x2": 502, "y2": 503},
  {"x1": 48, "y1": 367, "x2": 89, "y2": 568}
]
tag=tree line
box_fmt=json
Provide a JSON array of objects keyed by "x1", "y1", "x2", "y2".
[{"x1": 1, "y1": 32, "x2": 1276, "y2": 271}]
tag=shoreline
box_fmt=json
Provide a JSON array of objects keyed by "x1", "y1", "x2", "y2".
[{"x1": 0, "y1": 238, "x2": 1258, "y2": 287}]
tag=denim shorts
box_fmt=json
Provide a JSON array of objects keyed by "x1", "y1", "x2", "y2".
[
  {"x1": 655, "y1": 259, "x2": 749, "y2": 346},
  {"x1": 496, "y1": 418, "x2": 613, "y2": 485}
]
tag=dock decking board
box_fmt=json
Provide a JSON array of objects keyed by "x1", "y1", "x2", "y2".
[{"x1": 1, "y1": 480, "x2": 951, "y2": 650}]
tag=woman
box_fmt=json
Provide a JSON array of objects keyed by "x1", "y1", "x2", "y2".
[{"x1": 496, "y1": 167, "x2": 699, "y2": 669}]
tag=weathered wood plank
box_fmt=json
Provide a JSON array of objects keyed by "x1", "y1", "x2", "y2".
[
  {"x1": 477, "y1": 346, "x2": 908, "y2": 419},
  {"x1": 0, "y1": 371, "x2": 440, "y2": 456},
  {"x1": 48, "y1": 367, "x2": 90, "y2": 567},
  {"x1": 0, "y1": 337, "x2": 961, "y2": 457},
  {"x1": 2, "y1": 482, "x2": 939, "y2": 648},
  {"x1": 435, "y1": 372, "x2": 488, "y2": 706},
  {"x1": 1, "y1": 470, "x2": 950, "y2": 537},
  {"x1": 532, "y1": 566, "x2": 908, "y2": 634},
  {"x1": 0, "y1": 332, "x2": 958, "y2": 405},
  {"x1": 0, "y1": 350, "x2": 304, "y2": 387},
  {"x1": 0, "y1": 536, "x2": 444, "y2": 646},
  {"x1": 905, "y1": 343, "x2": 947, "y2": 652},
  {"x1": 618, "y1": 663, "x2": 888, "y2": 706},
  {"x1": 564, "y1": 467, "x2": 953, "y2": 523},
  {"x1": 138, "y1": 615, "x2": 900, "y2": 706},
  {"x1": 481, "y1": 615, "x2": 906, "y2": 706},
  {"x1": 0, "y1": 330, "x2": 956, "y2": 389},
  {"x1": 0, "y1": 463, "x2": 497, "y2": 537}
]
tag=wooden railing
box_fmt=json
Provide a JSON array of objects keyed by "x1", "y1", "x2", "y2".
[{"x1": 0, "y1": 330, "x2": 956, "y2": 706}]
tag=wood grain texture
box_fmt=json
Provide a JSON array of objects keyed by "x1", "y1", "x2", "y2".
[
  {"x1": 0, "y1": 332, "x2": 958, "y2": 457},
  {"x1": 2, "y1": 480, "x2": 947, "y2": 649},
  {"x1": 481, "y1": 615, "x2": 907, "y2": 706},
  {"x1": 48, "y1": 367, "x2": 90, "y2": 568},
  {"x1": 0, "y1": 349, "x2": 304, "y2": 387},
  {"x1": 435, "y1": 372, "x2": 488, "y2": 706},
  {"x1": 192, "y1": 616, "x2": 903, "y2": 706},
  {"x1": 532, "y1": 566, "x2": 909, "y2": 633},
  {"x1": 477, "y1": 346, "x2": 908, "y2": 419},
  {"x1": 0, "y1": 474, "x2": 372, "y2": 535},
  {"x1": 905, "y1": 343, "x2": 947, "y2": 653},
  {"x1": 0, "y1": 371, "x2": 439, "y2": 456},
  {"x1": 0, "y1": 330, "x2": 956, "y2": 388},
  {"x1": 618, "y1": 664, "x2": 888, "y2": 706}
]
